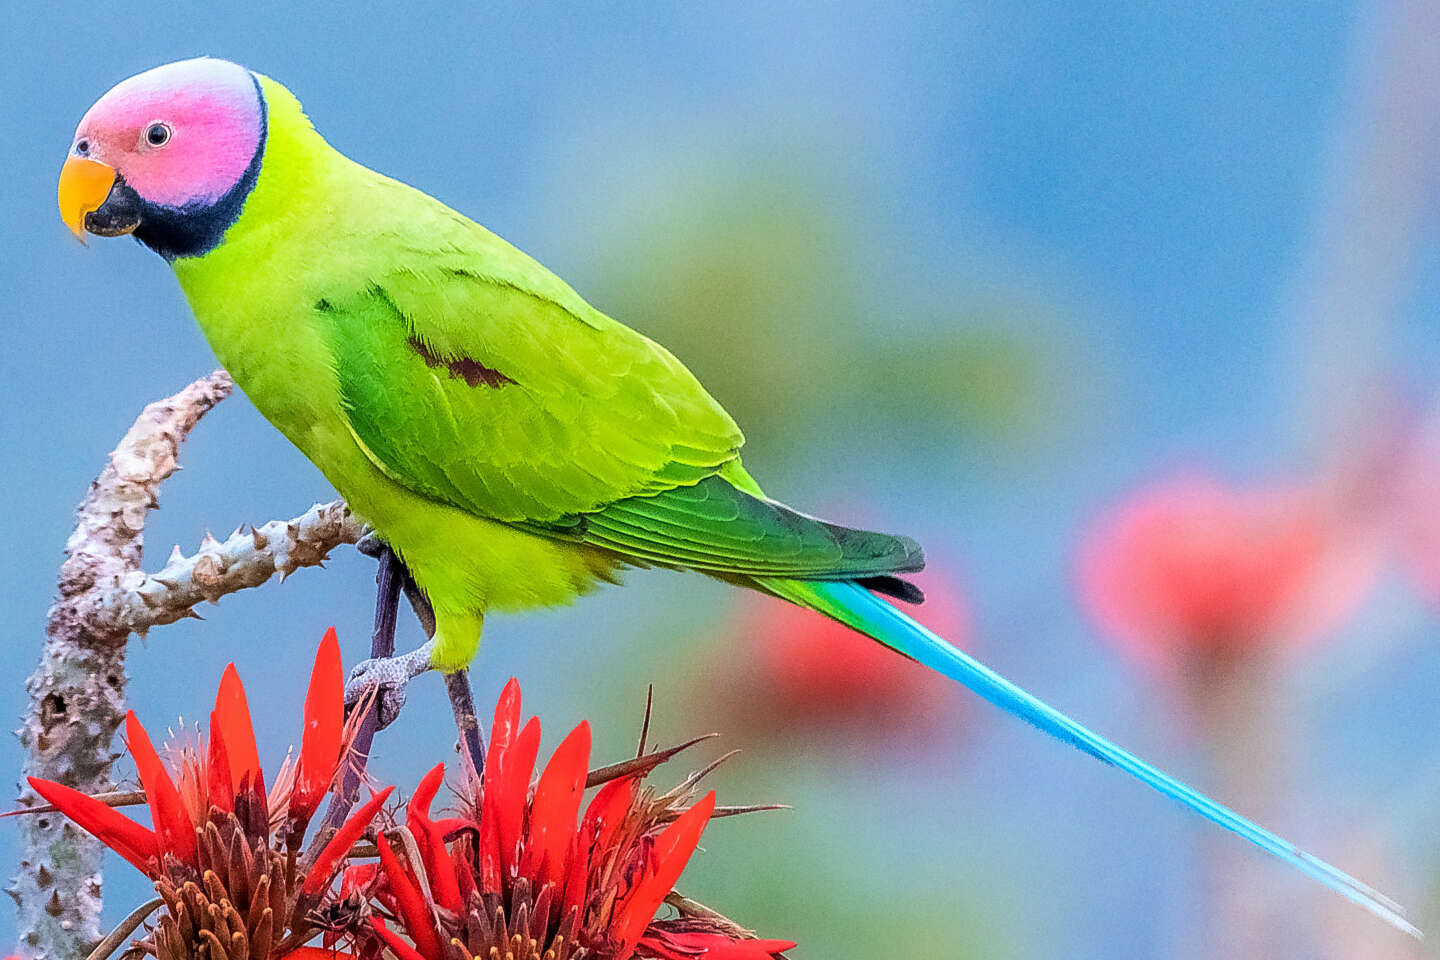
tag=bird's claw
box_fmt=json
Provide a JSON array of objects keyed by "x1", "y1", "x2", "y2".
[
  {"x1": 355, "y1": 532, "x2": 387, "y2": 559},
  {"x1": 344, "y1": 642, "x2": 435, "y2": 730}
]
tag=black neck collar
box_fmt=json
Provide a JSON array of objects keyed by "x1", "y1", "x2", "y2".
[{"x1": 134, "y1": 73, "x2": 268, "y2": 262}]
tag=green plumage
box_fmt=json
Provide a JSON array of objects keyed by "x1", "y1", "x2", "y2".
[
  {"x1": 543, "y1": 476, "x2": 924, "y2": 578},
  {"x1": 173, "y1": 75, "x2": 920, "y2": 670}
]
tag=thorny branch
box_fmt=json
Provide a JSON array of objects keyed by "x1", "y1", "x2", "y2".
[
  {"x1": 100, "y1": 499, "x2": 364, "y2": 634},
  {"x1": 10, "y1": 371, "x2": 365, "y2": 959}
]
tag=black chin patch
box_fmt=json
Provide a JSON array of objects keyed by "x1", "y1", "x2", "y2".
[
  {"x1": 133, "y1": 73, "x2": 268, "y2": 262},
  {"x1": 84, "y1": 177, "x2": 143, "y2": 236}
]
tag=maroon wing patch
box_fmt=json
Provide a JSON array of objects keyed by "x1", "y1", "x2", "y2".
[{"x1": 407, "y1": 336, "x2": 516, "y2": 389}]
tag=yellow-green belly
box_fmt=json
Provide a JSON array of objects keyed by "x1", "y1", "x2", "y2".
[
  {"x1": 320, "y1": 410, "x2": 626, "y2": 663},
  {"x1": 291, "y1": 409, "x2": 624, "y2": 669}
]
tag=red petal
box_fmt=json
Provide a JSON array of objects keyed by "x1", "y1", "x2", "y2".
[
  {"x1": 479, "y1": 680, "x2": 524, "y2": 893},
  {"x1": 124, "y1": 712, "x2": 197, "y2": 867},
  {"x1": 278, "y1": 950, "x2": 359, "y2": 960},
  {"x1": 612, "y1": 791, "x2": 717, "y2": 955},
  {"x1": 479, "y1": 788, "x2": 503, "y2": 893},
  {"x1": 369, "y1": 867, "x2": 400, "y2": 916},
  {"x1": 564, "y1": 774, "x2": 632, "y2": 916},
  {"x1": 561, "y1": 815, "x2": 593, "y2": 919},
  {"x1": 26, "y1": 776, "x2": 159, "y2": 875},
  {"x1": 523, "y1": 720, "x2": 590, "y2": 886},
  {"x1": 635, "y1": 940, "x2": 688, "y2": 960},
  {"x1": 369, "y1": 919, "x2": 430, "y2": 960},
  {"x1": 456, "y1": 834, "x2": 480, "y2": 903},
  {"x1": 376, "y1": 833, "x2": 442, "y2": 960},
  {"x1": 406, "y1": 762, "x2": 445, "y2": 827},
  {"x1": 340, "y1": 861, "x2": 381, "y2": 900},
  {"x1": 421, "y1": 817, "x2": 462, "y2": 913},
  {"x1": 206, "y1": 717, "x2": 234, "y2": 814},
  {"x1": 291, "y1": 629, "x2": 345, "y2": 828},
  {"x1": 405, "y1": 763, "x2": 462, "y2": 913},
  {"x1": 638, "y1": 931, "x2": 797, "y2": 960},
  {"x1": 496, "y1": 716, "x2": 541, "y2": 882},
  {"x1": 583, "y1": 775, "x2": 635, "y2": 857},
  {"x1": 485, "y1": 678, "x2": 523, "y2": 773},
  {"x1": 302, "y1": 785, "x2": 395, "y2": 896},
  {"x1": 635, "y1": 931, "x2": 699, "y2": 960},
  {"x1": 214, "y1": 664, "x2": 262, "y2": 796}
]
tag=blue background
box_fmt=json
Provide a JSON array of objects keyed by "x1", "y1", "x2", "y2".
[{"x1": 3, "y1": 2, "x2": 1438, "y2": 957}]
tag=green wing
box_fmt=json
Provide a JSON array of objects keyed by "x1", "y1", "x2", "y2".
[
  {"x1": 531, "y1": 474, "x2": 924, "y2": 579},
  {"x1": 319, "y1": 197, "x2": 743, "y2": 523},
  {"x1": 321, "y1": 176, "x2": 921, "y2": 579}
]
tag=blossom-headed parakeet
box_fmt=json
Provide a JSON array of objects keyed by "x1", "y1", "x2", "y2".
[{"x1": 56, "y1": 58, "x2": 1415, "y2": 935}]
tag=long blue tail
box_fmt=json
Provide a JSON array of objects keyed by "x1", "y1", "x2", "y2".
[{"x1": 758, "y1": 576, "x2": 1419, "y2": 937}]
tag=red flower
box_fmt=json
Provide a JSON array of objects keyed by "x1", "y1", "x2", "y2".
[
  {"x1": 722, "y1": 567, "x2": 969, "y2": 737},
  {"x1": 1078, "y1": 473, "x2": 1381, "y2": 667},
  {"x1": 23, "y1": 644, "x2": 792, "y2": 960},
  {"x1": 28, "y1": 630, "x2": 385, "y2": 960},
  {"x1": 351, "y1": 679, "x2": 794, "y2": 960}
]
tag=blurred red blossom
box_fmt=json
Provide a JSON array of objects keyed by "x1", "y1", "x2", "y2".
[
  {"x1": 1077, "y1": 472, "x2": 1382, "y2": 669},
  {"x1": 715, "y1": 566, "x2": 970, "y2": 738}
]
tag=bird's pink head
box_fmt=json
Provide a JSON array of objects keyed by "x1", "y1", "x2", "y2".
[{"x1": 59, "y1": 58, "x2": 266, "y2": 260}]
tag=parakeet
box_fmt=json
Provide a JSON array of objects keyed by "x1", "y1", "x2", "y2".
[{"x1": 58, "y1": 58, "x2": 1415, "y2": 935}]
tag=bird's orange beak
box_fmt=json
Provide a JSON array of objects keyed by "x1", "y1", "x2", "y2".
[{"x1": 58, "y1": 156, "x2": 118, "y2": 242}]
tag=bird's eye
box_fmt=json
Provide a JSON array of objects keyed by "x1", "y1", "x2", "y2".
[
  {"x1": 74, "y1": 138, "x2": 90, "y2": 156},
  {"x1": 144, "y1": 123, "x2": 172, "y2": 147}
]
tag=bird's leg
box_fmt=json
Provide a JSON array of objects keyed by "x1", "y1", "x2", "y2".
[
  {"x1": 343, "y1": 546, "x2": 488, "y2": 770},
  {"x1": 341, "y1": 535, "x2": 433, "y2": 729},
  {"x1": 398, "y1": 565, "x2": 487, "y2": 774},
  {"x1": 344, "y1": 638, "x2": 435, "y2": 730},
  {"x1": 313, "y1": 535, "x2": 403, "y2": 844}
]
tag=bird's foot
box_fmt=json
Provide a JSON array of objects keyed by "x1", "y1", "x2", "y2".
[{"x1": 345, "y1": 640, "x2": 435, "y2": 730}]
